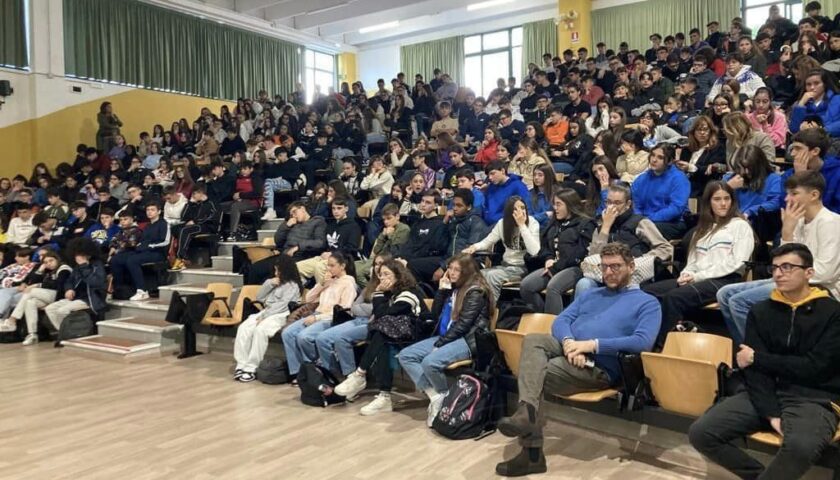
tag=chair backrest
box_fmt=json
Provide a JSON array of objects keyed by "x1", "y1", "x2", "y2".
[
  {"x1": 641, "y1": 352, "x2": 720, "y2": 417},
  {"x1": 496, "y1": 330, "x2": 526, "y2": 376},
  {"x1": 517, "y1": 313, "x2": 555, "y2": 335},
  {"x1": 232, "y1": 285, "x2": 261, "y2": 323},
  {"x1": 203, "y1": 282, "x2": 233, "y2": 321},
  {"x1": 662, "y1": 332, "x2": 732, "y2": 367},
  {"x1": 245, "y1": 246, "x2": 276, "y2": 263},
  {"x1": 261, "y1": 237, "x2": 275, "y2": 247}
]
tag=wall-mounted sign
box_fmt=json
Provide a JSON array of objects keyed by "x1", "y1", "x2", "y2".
[{"x1": 571, "y1": 31, "x2": 580, "y2": 43}]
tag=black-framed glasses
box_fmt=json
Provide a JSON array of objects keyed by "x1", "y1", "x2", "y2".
[
  {"x1": 599, "y1": 263, "x2": 624, "y2": 273},
  {"x1": 768, "y1": 263, "x2": 809, "y2": 274}
]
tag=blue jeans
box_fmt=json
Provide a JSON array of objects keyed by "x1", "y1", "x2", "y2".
[
  {"x1": 716, "y1": 279, "x2": 774, "y2": 345},
  {"x1": 573, "y1": 277, "x2": 602, "y2": 300},
  {"x1": 397, "y1": 336, "x2": 471, "y2": 394},
  {"x1": 0, "y1": 287, "x2": 22, "y2": 317},
  {"x1": 315, "y1": 317, "x2": 369, "y2": 375},
  {"x1": 552, "y1": 162, "x2": 575, "y2": 175},
  {"x1": 263, "y1": 177, "x2": 292, "y2": 209},
  {"x1": 281, "y1": 319, "x2": 331, "y2": 375}
]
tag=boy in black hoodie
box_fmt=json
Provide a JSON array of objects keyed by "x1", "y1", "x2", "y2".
[
  {"x1": 222, "y1": 160, "x2": 263, "y2": 240},
  {"x1": 300, "y1": 132, "x2": 333, "y2": 188},
  {"x1": 396, "y1": 190, "x2": 449, "y2": 284},
  {"x1": 171, "y1": 185, "x2": 219, "y2": 270},
  {"x1": 295, "y1": 198, "x2": 361, "y2": 284}
]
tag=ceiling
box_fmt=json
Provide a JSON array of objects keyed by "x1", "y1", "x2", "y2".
[{"x1": 198, "y1": 0, "x2": 557, "y2": 48}]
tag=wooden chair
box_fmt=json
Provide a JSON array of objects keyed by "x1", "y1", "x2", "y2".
[
  {"x1": 641, "y1": 332, "x2": 732, "y2": 417},
  {"x1": 202, "y1": 284, "x2": 258, "y2": 327},
  {"x1": 494, "y1": 313, "x2": 556, "y2": 377},
  {"x1": 241, "y1": 238, "x2": 277, "y2": 264}
]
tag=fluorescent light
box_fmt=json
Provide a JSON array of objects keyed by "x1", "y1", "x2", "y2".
[
  {"x1": 359, "y1": 21, "x2": 399, "y2": 34},
  {"x1": 467, "y1": 0, "x2": 513, "y2": 11}
]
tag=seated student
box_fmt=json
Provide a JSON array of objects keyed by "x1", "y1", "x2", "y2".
[
  {"x1": 84, "y1": 208, "x2": 120, "y2": 253},
  {"x1": 747, "y1": 87, "x2": 788, "y2": 151},
  {"x1": 509, "y1": 138, "x2": 551, "y2": 189},
  {"x1": 438, "y1": 188, "x2": 490, "y2": 279},
  {"x1": 5, "y1": 203, "x2": 36, "y2": 247},
  {"x1": 690, "y1": 243, "x2": 840, "y2": 480},
  {"x1": 65, "y1": 201, "x2": 96, "y2": 241},
  {"x1": 28, "y1": 212, "x2": 67, "y2": 254},
  {"x1": 520, "y1": 189, "x2": 596, "y2": 315},
  {"x1": 448, "y1": 169, "x2": 484, "y2": 216},
  {"x1": 464, "y1": 196, "x2": 540, "y2": 300},
  {"x1": 221, "y1": 161, "x2": 262, "y2": 240},
  {"x1": 43, "y1": 188, "x2": 70, "y2": 224},
  {"x1": 615, "y1": 129, "x2": 650, "y2": 184},
  {"x1": 495, "y1": 242, "x2": 661, "y2": 477},
  {"x1": 676, "y1": 116, "x2": 726, "y2": 197},
  {"x1": 366, "y1": 182, "x2": 408, "y2": 244},
  {"x1": 474, "y1": 128, "x2": 501, "y2": 167},
  {"x1": 440, "y1": 145, "x2": 473, "y2": 196},
  {"x1": 170, "y1": 185, "x2": 219, "y2": 271},
  {"x1": 110, "y1": 202, "x2": 170, "y2": 301},
  {"x1": 108, "y1": 210, "x2": 143, "y2": 263},
  {"x1": 115, "y1": 184, "x2": 149, "y2": 224},
  {"x1": 706, "y1": 53, "x2": 766, "y2": 102},
  {"x1": 334, "y1": 259, "x2": 426, "y2": 415},
  {"x1": 553, "y1": 118, "x2": 594, "y2": 180},
  {"x1": 631, "y1": 144, "x2": 690, "y2": 240},
  {"x1": 296, "y1": 199, "x2": 361, "y2": 284},
  {"x1": 642, "y1": 181, "x2": 754, "y2": 345},
  {"x1": 585, "y1": 156, "x2": 620, "y2": 216},
  {"x1": 528, "y1": 164, "x2": 556, "y2": 228},
  {"x1": 498, "y1": 108, "x2": 526, "y2": 151},
  {"x1": 0, "y1": 250, "x2": 72, "y2": 343},
  {"x1": 203, "y1": 161, "x2": 235, "y2": 207},
  {"x1": 316, "y1": 253, "x2": 387, "y2": 378},
  {"x1": 233, "y1": 256, "x2": 303, "y2": 383},
  {"x1": 483, "y1": 161, "x2": 531, "y2": 225},
  {"x1": 0, "y1": 248, "x2": 37, "y2": 321},
  {"x1": 162, "y1": 186, "x2": 188, "y2": 227},
  {"x1": 314, "y1": 180, "x2": 358, "y2": 221},
  {"x1": 358, "y1": 155, "x2": 395, "y2": 218},
  {"x1": 724, "y1": 145, "x2": 783, "y2": 223},
  {"x1": 398, "y1": 253, "x2": 494, "y2": 425},
  {"x1": 790, "y1": 69, "x2": 840, "y2": 137},
  {"x1": 44, "y1": 239, "x2": 107, "y2": 332},
  {"x1": 281, "y1": 251, "x2": 357, "y2": 383},
  {"x1": 87, "y1": 187, "x2": 119, "y2": 221},
  {"x1": 355, "y1": 204, "x2": 408, "y2": 284},
  {"x1": 718, "y1": 171, "x2": 840, "y2": 344},
  {"x1": 779, "y1": 128, "x2": 840, "y2": 214},
  {"x1": 261, "y1": 147, "x2": 303, "y2": 220},
  {"x1": 339, "y1": 158, "x2": 363, "y2": 201},
  {"x1": 395, "y1": 190, "x2": 449, "y2": 284},
  {"x1": 723, "y1": 112, "x2": 776, "y2": 169}
]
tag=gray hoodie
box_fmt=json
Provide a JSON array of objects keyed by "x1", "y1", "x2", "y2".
[{"x1": 256, "y1": 279, "x2": 302, "y2": 319}]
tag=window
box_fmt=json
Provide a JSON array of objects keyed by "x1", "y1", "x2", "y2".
[
  {"x1": 741, "y1": 0, "x2": 802, "y2": 35},
  {"x1": 304, "y1": 49, "x2": 335, "y2": 104},
  {"x1": 463, "y1": 27, "x2": 523, "y2": 98}
]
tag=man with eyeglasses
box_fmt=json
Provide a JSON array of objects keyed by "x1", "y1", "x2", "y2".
[
  {"x1": 496, "y1": 242, "x2": 661, "y2": 477},
  {"x1": 498, "y1": 108, "x2": 526, "y2": 152},
  {"x1": 689, "y1": 54, "x2": 717, "y2": 105},
  {"x1": 690, "y1": 242, "x2": 840, "y2": 480},
  {"x1": 717, "y1": 170, "x2": 840, "y2": 345}
]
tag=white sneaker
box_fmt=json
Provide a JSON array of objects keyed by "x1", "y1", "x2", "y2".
[
  {"x1": 22, "y1": 334, "x2": 38, "y2": 346},
  {"x1": 334, "y1": 370, "x2": 367, "y2": 398},
  {"x1": 360, "y1": 393, "x2": 392, "y2": 416},
  {"x1": 129, "y1": 290, "x2": 150, "y2": 301},
  {"x1": 0, "y1": 319, "x2": 16, "y2": 332},
  {"x1": 427, "y1": 393, "x2": 446, "y2": 427},
  {"x1": 261, "y1": 208, "x2": 277, "y2": 220}
]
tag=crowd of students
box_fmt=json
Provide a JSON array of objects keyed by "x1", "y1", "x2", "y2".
[{"x1": 4, "y1": 2, "x2": 840, "y2": 477}]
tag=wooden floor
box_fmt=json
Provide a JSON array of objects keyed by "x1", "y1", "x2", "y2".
[{"x1": 0, "y1": 344, "x2": 729, "y2": 480}]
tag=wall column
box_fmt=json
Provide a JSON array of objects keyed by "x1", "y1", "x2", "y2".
[{"x1": 557, "y1": 0, "x2": 593, "y2": 53}]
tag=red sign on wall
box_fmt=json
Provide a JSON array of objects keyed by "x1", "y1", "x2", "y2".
[{"x1": 571, "y1": 31, "x2": 580, "y2": 43}]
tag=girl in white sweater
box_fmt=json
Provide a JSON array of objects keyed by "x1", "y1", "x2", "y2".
[
  {"x1": 643, "y1": 181, "x2": 755, "y2": 346},
  {"x1": 464, "y1": 196, "x2": 541, "y2": 300}
]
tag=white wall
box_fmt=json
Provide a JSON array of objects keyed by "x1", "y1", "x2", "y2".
[{"x1": 357, "y1": 44, "x2": 401, "y2": 91}]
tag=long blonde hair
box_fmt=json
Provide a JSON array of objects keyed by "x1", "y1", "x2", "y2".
[{"x1": 722, "y1": 112, "x2": 753, "y2": 148}]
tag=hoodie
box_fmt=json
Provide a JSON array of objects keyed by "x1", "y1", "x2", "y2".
[
  {"x1": 779, "y1": 156, "x2": 840, "y2": 214},
  {"x1": 398, "y1": 215, "x2": 449, "y2": 260},
  {"x1": 164, "y1": 193, "x2": 188, "y2": 226},
  {"x1": 484, "y1": 173, "x2": 530, "y2": 225},
  {"x1": 706, "y1": 65, "x2": 766, "y2": 102},
  {"x1": 326, "y1": 217, "x2": 362, "y2": 257},
  {"x1": 790, "y1": 89, "x2": 840, "y2": 137}
]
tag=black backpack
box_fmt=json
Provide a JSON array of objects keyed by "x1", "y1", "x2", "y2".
[
  {"x1": 494, "y1": 301, "x2": 535, "y2": 331},
  {"x1": 257, "y1": 357, "x2": 290, "y2": 385},
  {"x1": 56, "y1": 310, "x2": 96, "y2": 346},
  {"x1": 432, "y1": 374, "x2": 495, "y2": 440},
  {"x1": 297, "y1": 362, "x2": 346, "y2": 407}
]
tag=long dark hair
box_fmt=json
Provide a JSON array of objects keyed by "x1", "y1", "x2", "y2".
[
  {"x1": 379, "y1": 259, "x2": 417, "y2": 293},
  {"x1": 595, "y1": 130, "x2": 620, "y2": 161},
  {"x1": 586, "y1": 156, "x2": 620, "y2": 214},
  {"x1": 752, "y1": 87, "x2": 776, "y2": 126},
  {"x1": 361, "y1": 253, "x2": 392, "y2": 300},
  {"x1": 689, "y1": 181, "x2": 741, "y2": 252},
  {"x1": 274, "y1": 254, "x2": 303, "y2": 296},
  {"x1": 329, "y1": 251, "x2": 357, "y2": 280},
  {"x1": 554, "y1": 189, "x2": 590, "y2": 221},
  {"x1": 531, "y1": 164, "x2": 556, "y2": 212},
  {"x1": 502, "y1": 196, "x2": 529, "y2": 248},
  {"x1": 732, "y1": 145, "x2": 773, "y2": 193},
  {"x1": 447, "y1": 253, "x2": 494, "y2": 322}
]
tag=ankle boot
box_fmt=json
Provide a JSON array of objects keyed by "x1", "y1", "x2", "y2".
[
  {"x1": 498, "y1": 402, "x2": 538, "y2": 438},
  {"x1": 495, "y1": 447, "x2": 547, "y2": 477}
]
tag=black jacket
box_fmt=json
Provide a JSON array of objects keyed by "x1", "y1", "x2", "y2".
[
  {"x1": 87, "y1": 198, "x2": 119, "y2": 220},
  {"x1": 744, "y1": 289, "x2": 840, "y2": 419},
  {"x1": 531, "y1": 215, "x2": 596, "y2": 273},
  {"x1": 264, "y1": 159, "x2": 303, "y2": 186},
  {"x1": 431, "y1": 285, "x2": 492, "y2": 354},
  {"x1": 182, "y1": 199, "x2": 219, "y2": 231},
  {"x1": 326, "y1": 217, "x2": 362, "y2": 256},
  {"x1": 398, "y1": 215, "x2": 449, "y2": 260},
  {"x1": 205, "y1": 171, "x2": 236, "y2": 204},
  {"x1": 65, "y1": 262, "x2": 107, "y2": 314},
  {"x1": 680, "y1": 143, "x2": 726, "y2": 197}
]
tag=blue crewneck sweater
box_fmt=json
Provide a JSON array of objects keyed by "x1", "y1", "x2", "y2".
[
  {"x1": 723, "y1": 171, "x2": 783, "y2": 218},
  {"x1": 551, "y1": 285, "x2": 661, "y2": 383},
  {"x1": 631, "y1": 164, "x2": 689, "y2": 223}
]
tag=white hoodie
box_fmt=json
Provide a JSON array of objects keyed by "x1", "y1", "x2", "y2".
[{"x1": 164, "y1": 193, "x2": 188, "y2": 226}]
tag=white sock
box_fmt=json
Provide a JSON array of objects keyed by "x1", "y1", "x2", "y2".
[{"x1": 424, "y1": 388, "x2": 438, "y2": 400}]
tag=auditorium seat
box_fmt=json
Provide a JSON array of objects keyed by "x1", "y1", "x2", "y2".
[{"x1": 203, "y1": 284, "x2": 261, "y2": 327}]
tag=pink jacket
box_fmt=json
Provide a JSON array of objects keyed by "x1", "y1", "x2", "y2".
[
  {"x1": 747, "y1": 110, "x2": 787, "y2": 149},
  {"x1": 306, "y1": 273, "x2": 357, "y2": 320}
]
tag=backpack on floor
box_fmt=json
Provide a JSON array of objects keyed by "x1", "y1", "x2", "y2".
[
  {"x1": 231, "y1": 223, "x2": 257, "y2": 242},
  {"x1": 257, "y1": 357, "x2": 290, "y2": 385},
  {"x1": 433, "y1": 374, "x2": 495, "y2": 440},
  {"x1": 56, "y1": 310, "x2": 96, "y2": 345},
  {"x1": 297, "y1": 362, "x2": 346, "y2": 407}
]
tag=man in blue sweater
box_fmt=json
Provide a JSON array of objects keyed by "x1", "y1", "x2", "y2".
[
  {"x1": 496, "y1": 242, "x2": 661, "y2": 477},
  {"x1": 483, "y1": 161, "x2": 530, "y2": 225},
  {"x1": 631, "y1": 144, "x2": 690, "y2": 240},
  {"x1": 780, "y1": 128, "x2": 840, "y2": 215}
]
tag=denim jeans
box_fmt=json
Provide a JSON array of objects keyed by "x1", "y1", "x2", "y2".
[
  {"x1": 573, "y1": 277, "x2": 602, "y2": 300},
  {"x1": 0, "y1": 287, "x2": 23, "y2": 318},
  {"x1": 263, "y1": 177, "x2": 292, "y2": 209},
  {"x1": 397, "y1": 336, "x2": 471, "y2": 394},
  {"x1": 315, "y1": 317, "x2": 369, "y2": 376},
  {"x1": 281, "y1": 319, "x2": 331, "y2": 375},
  {"x1": 716, "y1": 279, "x2": 774, "y2": 345}
]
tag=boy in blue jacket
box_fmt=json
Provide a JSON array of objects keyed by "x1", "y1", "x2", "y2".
[
  {"x1": 483, "y1": 161, "x2": 530, "y2": 225},
  {"x1": 110, "y1": 202, "x2": 170, "y2": 301}
]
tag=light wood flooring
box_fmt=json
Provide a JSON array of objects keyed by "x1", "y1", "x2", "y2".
[{"x1": 1, "y1": 344, "x2": 732, "y2": 479}]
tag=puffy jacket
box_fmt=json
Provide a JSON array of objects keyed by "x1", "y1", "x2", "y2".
[
  {"x1": 531, "y1": 215, "x2": 596, "y2": 273},
  {"x1": 445, "y1": 212, "x2": 490, "y2": 264},
  {"x1": 431, "y1": 285, "x2": 491, "y2": 354}
]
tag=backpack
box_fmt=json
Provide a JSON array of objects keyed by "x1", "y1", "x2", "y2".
[
  {"x1": 56, "y1": 310, "x2": 96, "y2": 346},
  {"x1": 297, "y1": 362, "x2": 346, "y2": 407},
  {"x1": 432, "y1": 374, "x2": 495, "y2": 440},
  {"x1": 231, "y1": 223, "x2": 257, "y2": 242},
  {"x1": 257, "y1": 357, "x2": 290, "y2": 385},
  {"x1": 494, "y1": 301, "x2": 535, "y2": 331}
]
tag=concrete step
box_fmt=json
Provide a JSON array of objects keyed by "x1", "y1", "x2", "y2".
[
  {"x1": 218, "y1": 241, "x2": 261, "y2": 256},
  {"x1": 173, "y1": 268, "x2": 243, "y2": 287},
  {"x1": 96, "y1": 316, "x2": 182, "y2": 352},
  {"x1": 262, "y1": 218, "x2": 284, "y2": 231},
  {"x1": 61, "y1": 335, "x2": 162, "y2": 361},
  {"x1": 257, "y1": 230, "x2": 274, "y2": 241},
  {"x1": 105, "y1": 298, "x2": 171, "y2": 322},
  {"x1": 211, "y1": 255, "x2": 233, "y2": 272},
  {"x1": 157, "y1": 282, "x2": 241, "y2": 304}
]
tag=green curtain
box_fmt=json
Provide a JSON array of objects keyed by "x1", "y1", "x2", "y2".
[
  {"x1": 592, "y1": 0, "x2": 740, "y2": 52},
  {"x1": 63, "y1": 0, "x2": 302, "y2": 100},
  {"x1": 0, "y1": 0, "x2": 27, "y2": 69},
  {"x1": 522, "y1": 19, "x2": 558, "y2": 80},
  {"x1": 811, "y1": 0, "x2": 840, "y2": 17},
  {"x1": 400, "y1": 36, "x2": 464, "y2": 86}
]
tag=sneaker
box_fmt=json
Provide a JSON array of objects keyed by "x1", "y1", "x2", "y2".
[
  {"x1": 427, "y1": 393, "x2": 445, "y2": 427},
  {"x1": 0, "y1": 319, "x2": 16, "y2": 332},
  {"x1": 22, "y1": 334, "x2": 38, "y2": 346},
  {"x1": 129, "y1": 290, "x2": 150, "y2": 302},
  {"x1": 334, "y1": 370, "x2": 367, "y2": 398},
  {"x1": 237, "y1": 372, "x2": 256, "y2": 382},
  {"x1": 360, "y1": 393, "x2": 392, "y2": 416},
  {"x1": 233, "y1": 369, "x2": 244, "y2": 379},
  {"x1": 261, "y1": 208, "x2": 277, "y2": 220}
]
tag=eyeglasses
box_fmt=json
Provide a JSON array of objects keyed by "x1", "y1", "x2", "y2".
[
  {"x1": 768, "y1": 263, "x2": 809, "y2": 274},
  {"x1": 599, "y1": 263, "x2": 625, "y2": 272}
]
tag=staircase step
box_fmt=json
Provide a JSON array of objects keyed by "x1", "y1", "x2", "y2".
[
  {"x1": 211, "y1": 255, "x2": 233, "y2": 272},
  {"x1": 97, "y1": 316, "x2": 181, "y2": 351},
  {"x1": 61, "y1": 335, "x2": 162, "y2": 361},
  {"x1": 105, "y1": 298, "x2": 170, "y2": 321},
  {"x1": 262, "y1": 219, "x2": 284, "y2": 231},
  {"x1": 157, "y1": 283, "x2": 241, "y2": 302},
  {"x1": 173, "y1": 268, "x2": 243, "y2": 287},
  {"x1": 257, "y1": 229, "x2": 274, "y2": 241},
  {"x1": 218, "y1": 241, "x2": 261, "y2": 256}
]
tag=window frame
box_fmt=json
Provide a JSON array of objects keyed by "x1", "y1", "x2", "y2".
[
  {"x1": 463, "y1": 26, "x2": 523, "y2": 98},
  {"x1": 304, "y1": 48, "x2": 336, "y2": 104},
  {"x1": 740, "y1": 0, "x2": 802, "y2": 34}
]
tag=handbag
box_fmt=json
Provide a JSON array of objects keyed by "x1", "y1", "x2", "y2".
[
  {"x1": 368, "y1": 314, "x2": 416, "y2": 342},
  {"x1": 581, "y1": 254, "x2": 656, "y2": 284},
  {"x1": 287, "y1": 302, "x2": 319, "y2": 323},
  {"x1": 332, "y1": 306, "x2": 353, "y2": 326}
]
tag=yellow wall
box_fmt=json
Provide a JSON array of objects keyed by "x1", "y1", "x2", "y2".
[
  {"x1": 337, "y1": 52, "x2": 358, "y2": 85},
  {"x1": 557, "y1": 0, "x2": 593, "y2": 53},
  {"x1": 0, "y1": 89, "x2": 233, "y2": 179}
]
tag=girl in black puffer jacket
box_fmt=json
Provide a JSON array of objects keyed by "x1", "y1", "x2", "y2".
[
  {"x1": 519, "y1": 189, "x2": 595, "y2": 314},
  {"x1": 398, "y1": 253, "x2": 495, "y2": 427}
]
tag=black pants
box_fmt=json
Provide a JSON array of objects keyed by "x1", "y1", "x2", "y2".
[
  {"x1": 175, "y1": 223, "x2": 212, "y2": 259},
  {"x1": 407, "y1": 256, "x2": 444, "y2": 285},
  {"x1": 689, "y1": 391, "x2": 838, "y2": 479},
  {"x1": 654, "y1": 220, "x2": 688, "y2": 241},
  {"x1": 642, "y1": 273, "x2": 741, "y2": 346},
  {"x1": 359, "y1": 330, "x2": 394, "y2": 392}
]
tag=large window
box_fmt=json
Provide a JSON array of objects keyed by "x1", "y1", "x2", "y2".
[
  {"x1": 741, "y1": 0, "x2": 802, "y2": 34},
  {"x1": 304, "y1": 49, "x2": 335, "y2": 104},
  {"x1": 464, "y1": 27, "x2": 522, "y2": 98}
]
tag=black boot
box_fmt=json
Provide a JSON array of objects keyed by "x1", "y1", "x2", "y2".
[
  {"x1": 495, "y1": 447, "x2": 547, "y2": 477},
  {"x1": 498, "y1": 402, "x2": 539, "y2": 438}
]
